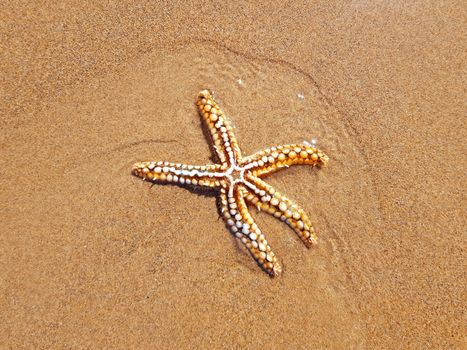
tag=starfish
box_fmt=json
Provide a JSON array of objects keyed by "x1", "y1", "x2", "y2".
[{"x1": 132, "y1": 90, "x2": 329, "y2": 276}]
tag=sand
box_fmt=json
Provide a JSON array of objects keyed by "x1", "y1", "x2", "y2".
[{"x1": 1, "y1": 1, "x2": 465, "y2": 348}]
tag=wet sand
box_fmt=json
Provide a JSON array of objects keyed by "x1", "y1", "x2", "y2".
[{"x1": 1, "y1": 1, "x2": 465, "y2": 348}]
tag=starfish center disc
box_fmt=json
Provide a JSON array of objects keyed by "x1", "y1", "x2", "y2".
[{"x1": 226, "y1": 166, "x2": 245, "y2": 184}]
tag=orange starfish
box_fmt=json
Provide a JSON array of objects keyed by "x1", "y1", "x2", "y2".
[{"x1": 132, "y1": 90, "x2": 329, "y2": 276}]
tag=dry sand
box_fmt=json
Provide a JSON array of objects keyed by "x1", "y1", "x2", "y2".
[{"x1": 1, "y1": 1, "x2": 465, "y2": 348}]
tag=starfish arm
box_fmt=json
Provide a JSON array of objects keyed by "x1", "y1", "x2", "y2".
[
  {"x1": 243, "y1": 174, "x2": 318, "y2": 247},
  {"x1": 220, "y1": 185, "x2": 281, "y2": 276},
  {"x1": 196, "y1": 90, "x2": 242, "y2": 166},
  {"x1": 241, "y1": 144, "x2": 329, "y2": 177},
  {"x1": 132, "y1": 161, "x2": 226, "y2": 188}
]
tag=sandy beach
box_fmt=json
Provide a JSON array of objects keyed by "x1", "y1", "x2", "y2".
[{"x1": 1, "y1": 1, "x2": 465, "y2": 348}]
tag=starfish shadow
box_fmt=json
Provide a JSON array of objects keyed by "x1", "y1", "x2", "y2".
[{"x1": 147, "y1": 180, "x2": 218, "y2": 198}]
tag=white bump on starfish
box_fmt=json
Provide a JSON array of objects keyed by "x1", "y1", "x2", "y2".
[{"x1": 132, "y1": 90, "x2": 329, "y2": 276}]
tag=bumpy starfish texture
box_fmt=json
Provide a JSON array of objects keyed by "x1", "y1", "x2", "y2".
[{"x1": 132, "y1": 90, "x2": 329, "y2": 276}]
